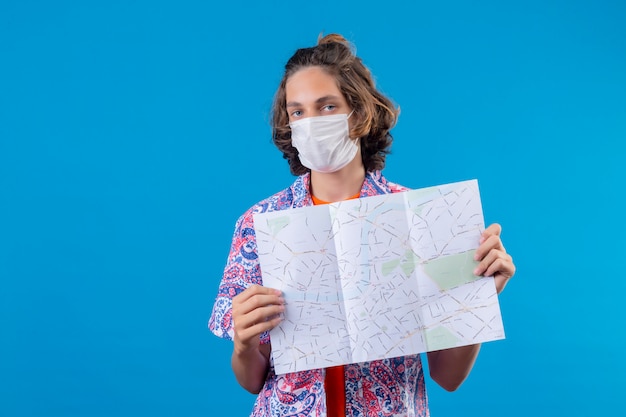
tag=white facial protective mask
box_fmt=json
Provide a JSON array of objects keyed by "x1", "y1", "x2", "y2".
[{"x1": 289, "y1": 112, "x2": 358, "y2": 173}]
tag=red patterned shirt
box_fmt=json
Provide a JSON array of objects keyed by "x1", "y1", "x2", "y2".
[{"x1": 209, "y1": 171, "x2": 430, "y2": 417}]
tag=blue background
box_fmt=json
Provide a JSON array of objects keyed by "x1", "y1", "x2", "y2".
[{"x1": 1, "y1": 1, "x2": 625, "y2": 416}]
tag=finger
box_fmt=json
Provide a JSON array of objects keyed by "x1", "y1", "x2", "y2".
[
  {"x1": 483, "y1": 255, "x2": 515, "y2": 280},
  {"x1": 480, "y1": 223, "x2": 502, "y2": 243},
  {"x1": 235, "y1": 284, "x2": 282, "y2": 304},
  {"x1": 249, "y1": 311, "x2": 284, "y2": 333},
  {"x1": 235, "y1": 316, "x2": 283, "y2": 348},
  {"x1": 235, "y1": 293, "x2": 285, "y2": 319},
  {"x1": 475, "y1": 250, "x2": 514, "y2": 278},
  {"x1": 474, "y1": 234, "x2": 505, "y2": 262},
  {"x1": 234, "y1": 304, "x2": 285, "y2": 343},
  {"x1": 233, "y1": 291, "x2": 285, "y2": 323},
  {"x1": 484, "y1": 223, "x2": 502, "y2": 236},
  {"x1": 238, "y1": 303, "x2": 285, "y2": 328},
  {"x1": 474, "y1": 248, "x2": 509, "y2": 276},
  {"x1": 234, "y1": 286, "x2": 283, "y2": 314}
]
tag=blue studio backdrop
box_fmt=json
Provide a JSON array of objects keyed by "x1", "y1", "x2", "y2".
[{"x1": 1, "y1": 1, "x2": 625, "y2": 416}]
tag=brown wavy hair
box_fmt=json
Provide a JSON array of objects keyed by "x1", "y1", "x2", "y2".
[{"x1": 271, "y1": 33, "x2": 400, "y2": 176}]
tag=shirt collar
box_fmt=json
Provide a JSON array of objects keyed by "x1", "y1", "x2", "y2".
[{"x1": 291, "y1": 170, "x2": 391, "y2": 208}]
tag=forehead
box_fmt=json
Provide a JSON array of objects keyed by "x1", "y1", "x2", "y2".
[{"x1": 285, "y1": 66, "x2": 342, "y2": 102}]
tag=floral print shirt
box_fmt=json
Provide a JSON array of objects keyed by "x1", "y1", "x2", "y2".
[{"x1": 209, "y1": 170, "x2": 429, "y2": 417}]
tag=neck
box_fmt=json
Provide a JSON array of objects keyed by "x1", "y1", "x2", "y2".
[{"x1": 310, "y1": 157, "x2": 366, "y2": 203}]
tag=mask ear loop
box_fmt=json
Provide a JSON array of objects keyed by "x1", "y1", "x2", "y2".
[{"x1": 346, "y1": 110, "x2": 359, "y2": 145}]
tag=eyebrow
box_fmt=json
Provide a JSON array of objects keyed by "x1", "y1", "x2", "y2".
[{"x1": 286, "y1": 95, "x2": 342, "y2": 108}]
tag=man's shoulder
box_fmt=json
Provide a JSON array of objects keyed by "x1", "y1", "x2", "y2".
[
  {"x1": 236, "y1": 175, "x2": 309, "y2": 225},
  {"x1": 365, "y1": 170, "x2": 410, "y2": 195}
]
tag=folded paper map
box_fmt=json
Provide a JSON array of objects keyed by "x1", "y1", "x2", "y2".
[{"x1": 253, "y1": 179, "x2": 505, "y2": 375}]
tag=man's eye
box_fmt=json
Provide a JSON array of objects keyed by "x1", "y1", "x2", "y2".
[
  {"x1": 290, "y1": 110, "x2": 302, "y2": 117},
  {"x1": 322, "y1": 105, "x2": 336, "y2": 112}
]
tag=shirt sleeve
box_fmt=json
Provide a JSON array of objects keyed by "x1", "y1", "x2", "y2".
[
  {"x1": 387, "y1": 181, "x2": 410, "y2": 193},
  {"x1": 208, "y1": 208, "x2": 270, "y2": 344}
]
